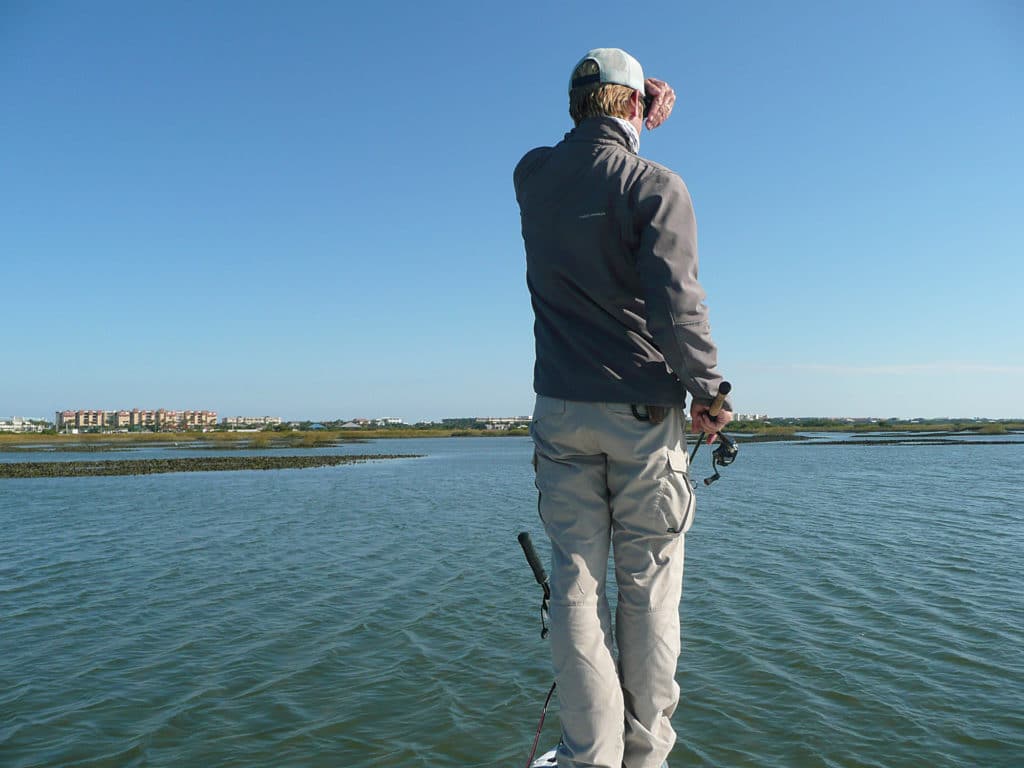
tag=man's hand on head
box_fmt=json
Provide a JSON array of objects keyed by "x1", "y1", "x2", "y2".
[{"x1": 644, "y1": 78, "x2": 676, "y2": 130}]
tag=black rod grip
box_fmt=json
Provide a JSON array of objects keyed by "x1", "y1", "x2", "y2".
[
  {"x1": 518, "y1": 531, "x2": 549, "y2": 587},
  {"x1": 708, "y1": 381, "x2": 732, "y2": 418}
]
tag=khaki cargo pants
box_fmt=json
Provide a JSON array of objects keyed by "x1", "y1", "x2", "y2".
[{"x1": 531, "y1": 396, "x2": 694, "y2": 768}]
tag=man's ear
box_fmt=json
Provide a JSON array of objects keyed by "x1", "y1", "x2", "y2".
[{"x1": 632, "y1": 90, "x2": 644, "y2": 119}]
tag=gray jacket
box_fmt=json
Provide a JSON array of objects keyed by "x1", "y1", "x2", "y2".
[{"x1": 514, "y1": 116, "x2": 727, "y2": 409}]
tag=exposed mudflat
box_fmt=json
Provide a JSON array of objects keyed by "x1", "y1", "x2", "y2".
[
  {"x1": 796, "y1": 438, "x2": 1024, "y2": 447},
  {"x1": 0, "y1": 454, "x2": 421, "y2": 478}
]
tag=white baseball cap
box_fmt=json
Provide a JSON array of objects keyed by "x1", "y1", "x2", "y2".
[{"x1": 569, "y1": 48, "x2": 645, "y2": 94}]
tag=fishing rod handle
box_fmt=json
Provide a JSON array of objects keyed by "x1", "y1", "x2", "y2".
[
  {"x1": 708, "y1": 381, "x2": 732, "y2": 418},
  {"x1": 518, "y1": 531, "x2": 549, "y2": 587},
  {"x1": 692, "y1": 382, "x2": 731, "y2": 461}
]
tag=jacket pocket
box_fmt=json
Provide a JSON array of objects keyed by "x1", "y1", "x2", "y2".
[{"x1": 658, "y1": 449, "x2": 695, "y2": 535}]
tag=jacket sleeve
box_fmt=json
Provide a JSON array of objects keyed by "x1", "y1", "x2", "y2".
[
  {"x1": 633, "y1": 170, "x2": 729, "y2": 408},
  {"x1": 513, "y1": 147, "x2": 550, "y2": 202}
]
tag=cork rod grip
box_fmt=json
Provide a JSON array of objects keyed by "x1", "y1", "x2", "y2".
[{"x1": 708, "y1": 381, "x2": 732, "y2": 418}]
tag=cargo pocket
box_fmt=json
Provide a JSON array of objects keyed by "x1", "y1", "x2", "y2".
[{"x1": 658, "y1": 449, "x2": 695, "y2": 535}]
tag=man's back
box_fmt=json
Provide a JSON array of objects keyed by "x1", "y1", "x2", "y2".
[{"x1": 515, "y1": 116, "x2": 721, "y2": 409}]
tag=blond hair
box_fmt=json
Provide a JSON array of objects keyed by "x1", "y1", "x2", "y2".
[{"x1": 569, "y1": 59, "x2": 636, "y2": 125}]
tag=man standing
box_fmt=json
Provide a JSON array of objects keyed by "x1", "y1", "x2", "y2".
[{"x1": 513, "y1": 49, "x2": 732, "y2": 768}]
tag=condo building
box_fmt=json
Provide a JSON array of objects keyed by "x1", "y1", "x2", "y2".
[
  {"x1": 55, "y1": 409, "x2": 218, "y2": 432},
  {"x1": 222, "y1": 416, "x2": 283, "y2": 428}
]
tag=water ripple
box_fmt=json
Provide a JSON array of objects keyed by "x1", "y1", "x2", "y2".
[{"x1": 1, "y1": 439, "x2": 1022, "y2": 766}]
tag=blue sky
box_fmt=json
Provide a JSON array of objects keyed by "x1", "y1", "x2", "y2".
[{"x1": 2, "y1": 1, "x2": 1021, "y2": 421}]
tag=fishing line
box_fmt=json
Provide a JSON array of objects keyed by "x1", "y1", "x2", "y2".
[{"x1": 524, "y1": 681, "x2": 557, "y2": 768}]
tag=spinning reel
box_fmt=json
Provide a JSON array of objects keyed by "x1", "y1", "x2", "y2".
[
  {"x1": 703, "y1": 431, "x2": 738, "y2": 485},
  {"x1": 690, "y1": 381, "x2": 739, "y2": 486}
]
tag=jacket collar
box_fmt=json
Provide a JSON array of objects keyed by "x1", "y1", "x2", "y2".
[{"x1": 563, "y1": 116, "x2": 638, "y2": 153}]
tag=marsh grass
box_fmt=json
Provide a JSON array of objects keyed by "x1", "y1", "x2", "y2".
[
  {"x1": 0, "y1": 428, "x2": 522, "y2": 451},
  {"x1": 977, "y1": 423, "x2": 1009, "y2": 435},
  {"x1": 728, "y1": 420, "x2": 1024, "y2": 435},
  {"x1": 3, "y1": 421, "x2": 1017, "y2": 452}
]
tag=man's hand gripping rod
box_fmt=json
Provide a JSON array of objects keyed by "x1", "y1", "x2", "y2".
[{"x1": 689, "y1": 381, "x2": 739, "y2": 486}]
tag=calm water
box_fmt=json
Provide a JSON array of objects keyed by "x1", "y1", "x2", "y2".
[{"x1": 1, "y1": 437, "x2": 1022, "y2": 767}]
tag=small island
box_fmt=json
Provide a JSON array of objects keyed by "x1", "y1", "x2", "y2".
[{"x1": 0, "y1": 454, "x2": 421, "y2": 479}]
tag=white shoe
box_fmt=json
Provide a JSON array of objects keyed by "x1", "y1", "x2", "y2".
[{"x1": 528, "y1": 749, "x2": 667, "y2": 767}]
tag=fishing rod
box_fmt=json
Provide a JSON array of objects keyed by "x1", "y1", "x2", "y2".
[
  {"x1": 518, "y1": 531, "x2": 551, "y2": 640},
  {"x1": 689, "y1": 381, "x2": 739, "y2": 486},
  {"x1": 517, "y1": 532, "x2": 557, "y2": 768}
]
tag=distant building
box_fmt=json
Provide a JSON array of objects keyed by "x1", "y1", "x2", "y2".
[
  {"x1": 475, "y1": 416, "x2": 530, "y2": 430},
  {"x1": 55, "y1": 408, "x2": 217, "y2": 432},
  {"x1": 0, "y1": 416, "x2": 48, "y2": 433},
  {"x1": 347, "y1": 417, "x2": 404, "y2": 427},
  {"x1": 182, "y1": 410, "x2": 218, "y2": 429},
  {"x1": 222, "y1": 416, "x2": 283, "y2": 428},
  {"x1": 57, "y1": 409, "x2": 106, "y2": 430}
]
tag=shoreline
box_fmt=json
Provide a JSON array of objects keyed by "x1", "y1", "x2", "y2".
[{"x1": 2, "y1": 426, "x2": 1022, "y2": 454}]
